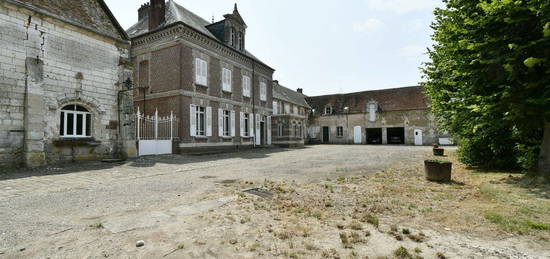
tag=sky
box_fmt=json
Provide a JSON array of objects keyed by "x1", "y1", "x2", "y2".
[{"x1": 104, "y1": 0, "x2": 443, "y2": 96}]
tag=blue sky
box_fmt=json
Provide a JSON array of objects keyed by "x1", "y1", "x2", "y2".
[{"x1": 104, "y1": 0, "x2": 442, "y2": 96}]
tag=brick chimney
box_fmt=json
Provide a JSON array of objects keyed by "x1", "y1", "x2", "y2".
[
  {"x1": 138, "y1": 3, "x2": 151, "y2": 20},
  {"x1": 297, "y1": 88, "x2": 303, "y2": 94},
  {"x1": 149, "y1": 0, "x2": 166, "y2": 31},
  {"x1": 273, "y1": 80, "x2": 279, "y2": 85}
]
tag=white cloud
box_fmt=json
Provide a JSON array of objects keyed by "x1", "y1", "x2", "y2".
[
  {"x1": 397, "y1": 45, "x2": 426, "y2": 57},
  {"x1": 352, "y1": 18, "x2": 383, "y2": 32},
  {"x1": 366, "y1": 0, "x2": 440, "y2": 14}
]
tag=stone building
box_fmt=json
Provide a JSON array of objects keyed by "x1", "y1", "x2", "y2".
[
  {"x1": 272, "y1": 81, "x2": 310, "y2": 147},
  {"x1": 128, "y1": 0, "x2": 275, "y2": 153},
  {"x1": 0, "y1": 0, "x2": 135, "y2": 168},
  {"x1": 306, "y1": 86, "x2": 440, "y2": 146}
]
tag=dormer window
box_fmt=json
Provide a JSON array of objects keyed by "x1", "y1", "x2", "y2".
[{"x1": 324, "y1": 106, "x2": 333, "y2": 115}]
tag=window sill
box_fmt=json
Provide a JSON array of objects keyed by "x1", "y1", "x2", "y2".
[
  {"x1": 193, "y1": 135, "x2": 208, "y2": 139},
  {"x1": 195, "y1": 83, "x2": 208, "y2": 88},
  {"x1": 222, "y1": 90, "x2": 232, "y2": 94},
  {"x1": 241, "y1": 136, "x2": 253, "y2": 139},
  {"x1": 220, "y1": 136, "x2": 233, "y2": 139},
  {"x1": 53, "y1": 138, "x2": 100, "y2": 147}
]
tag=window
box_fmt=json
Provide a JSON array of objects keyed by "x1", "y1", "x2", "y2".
[
  {"x1": 293, "y1": 105, "x2": 298, "y2": 115},
  {"x1": 337, "y1": 126, "x2": 344, "y2": 137},
  {"x1": 284, "y1": 103, "x2": 290, "y2": 114},
  {"x1": 278, "y1": 123, "x2": 284, "y2": 137},
  {"x1": 222, "y1": 68, "x2": 232, "y2": 92},
  {"x1": 298, "y1": 123, "x2": 303, "y2": 137},
  {"x1": 60, "y1": 105, "x2": 91, "y2": 138},
  {"x1": 242, "y1": 75, "x2": 251, "y2": 97},
  {"x1": 243, "y1": 113, "x2": 250, "y2": 137},
  {"x1": 260, "y1": 81, "x2": 267, "y2": 101},
  {"x1": 272, "y1": 101, "x2": 278, "y2": 115},
  {"x1": 222, "y1": 110, "x2": 231, "y2": 137},
  {"x1": 195, "y1": 58, "x2": 208, "y2": 86},
  {"x1": 194, "y1": 106, "x2": 206, "y2": 136},
  {"x1": 238, "y1": 32, "x2": 244, "y2": 51},
  {"x1": 231, "y1": 27, "x2": 236, "y2": 47},
  {"x1": 368, "y1": 103, "x2": 377, "y2": 122},
  {"x1": 325, "y1": 106, "x2": 332, "y2": 115}
]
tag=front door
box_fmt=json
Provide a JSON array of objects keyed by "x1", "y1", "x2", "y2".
[
  {"x1": 414, "y1": 129, "x2": 423, "y2": 146},
  {"x1": 322, "y1": 127, "x2": 330, "y2": 144},
  {"x1": 353, "y1": 126, "x2": 362, "y2": 144}
]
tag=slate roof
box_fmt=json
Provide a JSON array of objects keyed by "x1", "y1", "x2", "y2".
[
  {"x1": 127, "y1": 0, "x2": 272, "y2": 70},
  {"x1": 6, "y1": 0, "x2": 128, "y2": 42},
  {"x1": 306, "y1": 86, "x2": 430, "y2": 114},
  {"x1": 273, "y1": 83, "x2": 310, "y2": 108}
]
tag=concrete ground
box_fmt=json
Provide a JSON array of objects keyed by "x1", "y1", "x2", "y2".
[{"x1": 0, "y1": 145, "x2": 433, "y2": 254}]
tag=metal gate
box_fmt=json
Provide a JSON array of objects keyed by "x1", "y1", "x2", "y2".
[{"x1": 136, "y1": 108, "x2": 179, "y2": 156}]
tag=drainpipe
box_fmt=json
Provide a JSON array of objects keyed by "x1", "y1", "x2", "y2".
[{"x1": 252, "y1": 60, "x2": 257, "y2": 148}]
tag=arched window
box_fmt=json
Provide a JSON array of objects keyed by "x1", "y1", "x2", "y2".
[
  {"x1": 368, "y1": 103, "x2": 377, "y2": 122},
  {"x1": 60, "y1": 105, "x2": 92, "y2": 138}
]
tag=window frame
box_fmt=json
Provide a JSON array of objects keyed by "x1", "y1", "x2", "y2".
[
  {"x1": 195, "y1": 58, "x2": 208, "y2": 86},
  {"x1": 337, "y1": 126, "x2": 344, "y2": 137},
  {"x1": 222, "y1": 110, "x2": 231, "y2": 137},
  {"x1": 222, "y1": 68, "x2": 232, "y2": 92},
  {"x1": 325, "y1": 106, "x2": 332, "y2": 115},
  {"x1": 242, "y1": 75, "x2": 251, "y2": 97},
  {"x1": 243, "y1": 113, "x2": 250, "y2": 137},
  {"x1": 195, "y1": 106, "x2": 206, "y2": 136},
  {"x1": 60, "y1": 105, "x2": 92, "y2": 139},
  {"x1": 260, "y1": 81, "x2": 267, "y2": 101}
]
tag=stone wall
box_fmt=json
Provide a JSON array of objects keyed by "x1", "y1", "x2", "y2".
[
  {"x1": 0, "y1": 2, "x2": 134, "y2": 167},
  {"x1": 307, "y1": 109, "x2": 439, "y2": 146}
]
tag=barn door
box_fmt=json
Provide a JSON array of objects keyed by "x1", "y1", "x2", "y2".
[
  {"x1": 414, "y1": 129, "x2": 423, "y2": 146},
  {"x1": 353, "y1": 126, "x2": 362, "y2": 144}
]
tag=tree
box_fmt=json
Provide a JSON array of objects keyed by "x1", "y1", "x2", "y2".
[{"x1": 422, "y1": 0, "x2": 550, "y2": 175}]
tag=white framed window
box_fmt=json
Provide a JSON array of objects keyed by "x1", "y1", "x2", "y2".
[
  {"x1": 284, "y1": 103, "x2": 290, "y2": 114},
  {"x1": 293, "y1": 105, "x2": 299, "y2": 115},
  {"x1": 242, "y1": 75, "x2": 251, "y2": 97},
  {"x1": 195, "y1": 106, "x2": 206, "y2": 136},
  {"x1": 222, "y1": 68, "x2": 232, "y2": 92},
  {"x1": 222, "y1": 110, "x2": 231, "y2": 137},
  {"x1": 243, "y1": 113, "x2": 250, "y2": 137},
  {"x1": 272, "y1": 101, "x2": 278, "y2": 115},
  {"x1": 337, "y1": 126, "x2": 344, "y2": 137},
  {"x1": 260, "y1": 81, "x2": 267, "y2": 101},
  {"x1": 195, "y1": 58, "x2": 208, "y2": 86},
  {"x1": 60, "y1": 105, "x2": 91, "y2": 138},
  {"x1": 278, "y1": 123, "x2": 284, "y2": 137},
  {"x1": 325, "y1": 106, "x2": 332, "y2": 115},
  {"x1": 368, "y1": 103, "x2": 377, "y2": 122}
]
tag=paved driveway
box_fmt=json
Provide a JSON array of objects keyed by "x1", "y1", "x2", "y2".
[{"x1": 0, "y1": 145, "x2": 433, "y2": 251}]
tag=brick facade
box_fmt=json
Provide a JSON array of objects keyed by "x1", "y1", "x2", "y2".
[
  {"x1": 130, "y1": 0, "x2": 274, "y2": 153},
  {"x1": 271, "y1": 82, "x2": 310, "y2": 148}
]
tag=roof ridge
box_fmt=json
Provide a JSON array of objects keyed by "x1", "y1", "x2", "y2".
[{"x1": 307, "y1": 85, "x2": 423, "y2": 98}]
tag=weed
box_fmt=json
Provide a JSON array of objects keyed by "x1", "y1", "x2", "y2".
[
  {"x1": 229, "y1": 239, "x2": 238, "y2": 245},
  {"x1": 339, "y1": 233, "x2": 353, "y2": 249},
  {"x1": 436, "y1": 252, "x2": 447, "y2": 259},
  {"x1": 309, "y1": 211, "x2": 323, "y2": 220},
  {"x1": 361, "y1": 213, "x2": 379, "y2": 228},
  {"x1": 391, "y1": 225, "x2": 399, "y2": 232},
  {"x1": 240, "y1": 216, "x2": 251, "y2": 224},
  {"x1": 90, "y1": 222, "x2": 103, "y2": 229},
  {"x1": 394, "y1": 246, "x2": 412, "y2": 258},
  {"x1": 408, "y1": 233, "x2": 427, "y2": 243},
  {"x1": 414, "y1": 247, "x2": 422, "y2": 254},
  {"x1": 402, "y1": 228, "x2": 411, "y2": 235}
]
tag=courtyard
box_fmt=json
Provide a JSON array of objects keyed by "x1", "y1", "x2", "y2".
[{"x1": 1, "y1": 145, "x2": 549, "y2": 258}]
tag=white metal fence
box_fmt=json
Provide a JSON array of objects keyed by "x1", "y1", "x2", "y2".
[{"x1": 136, "y1": 108, "x2": 179, "y2": 156}]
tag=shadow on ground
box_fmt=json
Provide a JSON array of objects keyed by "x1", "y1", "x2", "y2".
[{"x1": 0, "y1": 147, "x2": 305, "y2": 181}]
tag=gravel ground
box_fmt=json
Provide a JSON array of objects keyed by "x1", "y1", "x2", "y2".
[{"x1": 0, "y1": 145, "x2": 433, "y2": 252}]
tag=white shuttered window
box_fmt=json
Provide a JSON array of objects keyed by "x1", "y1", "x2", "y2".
[
  {"x1": 195, "y1": 58, "x2": 208, "y2": 86},
  {"x1": 260, "y1": 81, "x2": 267, "y2": 101},
  {"x1": 242, "y1": 76, "x2": 251, "y2": 97},
  {"x1": 222, "y1": 68, "x2": 232, "y2": 92}
]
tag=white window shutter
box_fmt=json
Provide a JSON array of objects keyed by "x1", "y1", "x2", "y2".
[
  {"x1": 190, "y1": 104, "x2": 196, "y2": 136},
  {"x1": 267, "y1": 116, "x2": 272, "y2": 145},
  {"x1": 195, "y1": 59, "x2": 200, "y2": 84},
  {"x1": 249, "y1": 113, "x2": 255, "y2": 137},
  {"x1": 206, "y1": 106, "x2": 212, "y2": 137},
  {"x1": 218, "y1": 108, "x2": 223, "y2": 137},
  {"x1": 273, "y1": 101, "x2": 278, "y2": 115},
  {"x1": 231, "y1": 110, "x2": 236, "y2": 137},
  {"x1": 202, "y1": 60, "x2": 208, "y2": 85},
  {"x1": 228, "y1": 70, "x2": 232, "y2": 92},
  {"x1": 255, "y1": 114, "x2": 261, "y2": 145},
  {"x1": 240, "y1": 112, "x2": 244, "y2": 137}
]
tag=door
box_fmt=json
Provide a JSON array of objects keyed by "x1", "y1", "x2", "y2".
[
  {"x1": 414, "y1": 129, "x2": 423, "y2": 146},
  {"x1": 322, "y1": 127, "x2": 330, "y2": 144},
  {"x1": 366, "y1": 128, "x2": 382, "y2": 144},
  {"x1": 387, "y1": 127, "x2": 405, "y2": 144},
  {"x1": 353, "y1": 126, "x2": 362, "y2": 144},
  {"x1": 260, "y1": 122, "x2": 265, "y2": 145}
]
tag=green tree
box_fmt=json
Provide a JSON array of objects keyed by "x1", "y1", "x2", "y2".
[{"x1": 422, "y1": 0, "x2": 550, "y2": 175}]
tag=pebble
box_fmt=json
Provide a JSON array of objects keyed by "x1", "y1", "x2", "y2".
[{"x1": 136, "y1": 240, "x2": 145, "y2": 247}]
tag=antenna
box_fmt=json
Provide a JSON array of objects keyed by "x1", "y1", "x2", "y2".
[{"x1": 211, "y1": 12, "x2": 214, "y2": 23}]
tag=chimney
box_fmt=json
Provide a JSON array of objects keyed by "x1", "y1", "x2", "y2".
[
  {"x1": 273, "y1": 80, "x2": 279, "y2": 85},
  {"x1": 138, "y1": 3, "x2": 151, "y2": 20},
  {"x1": 297, "y1": 88, "x2": 303, "y2": 94},
  {"x1": 149, "y1": 0, "x2": 166, "y2": 31}
]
